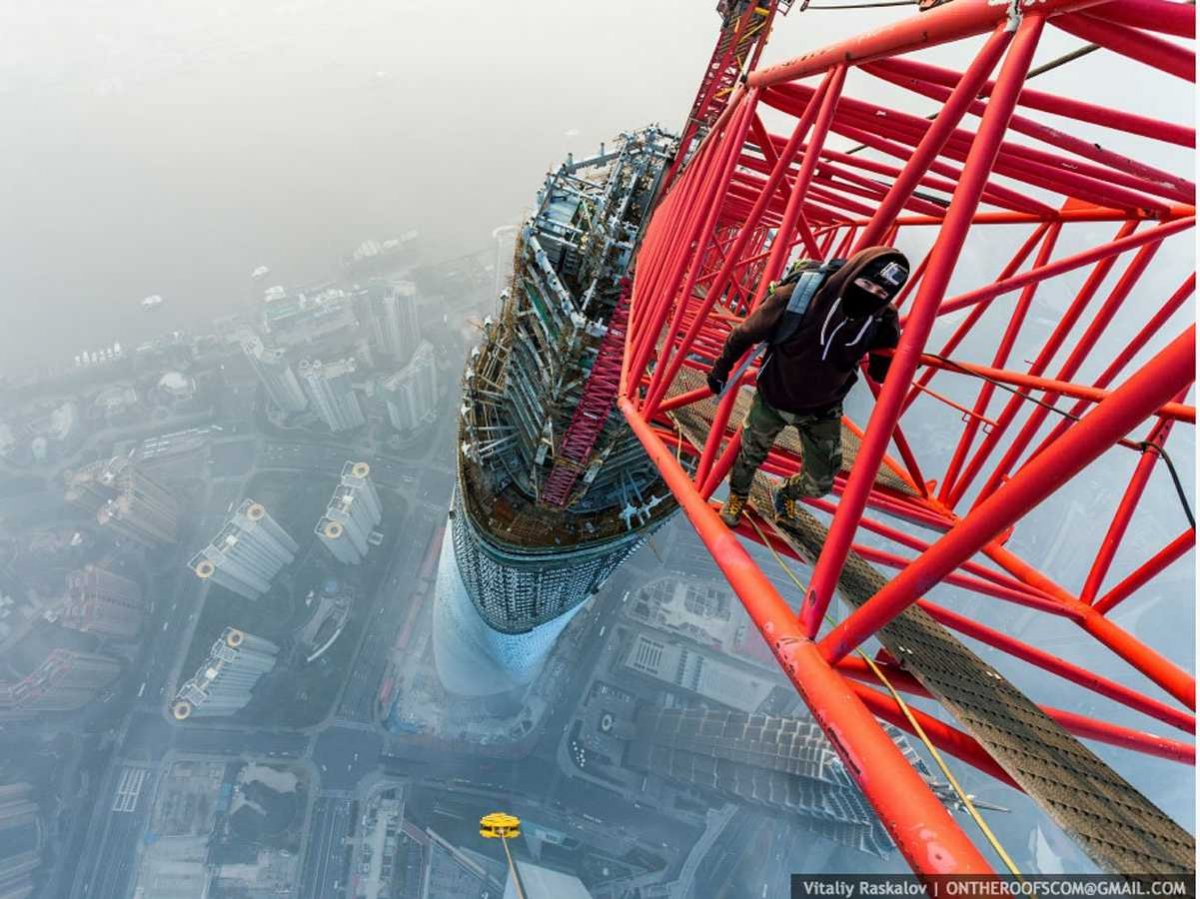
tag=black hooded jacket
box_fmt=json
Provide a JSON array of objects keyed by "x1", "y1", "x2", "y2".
[{"x1": 710, "y1": 247, "x2": 904, "y2": 414}]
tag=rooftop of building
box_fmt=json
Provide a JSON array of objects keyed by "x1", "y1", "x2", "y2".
[
  {"x1": 505, "y1": 860, "x2": 593, "y2": 899},
  {"x1": 458, "y1": 434, "x2": 674, "y2": 555},
  {"x1": 299, "y1": 356, "x2": 357, "y2": 379}
]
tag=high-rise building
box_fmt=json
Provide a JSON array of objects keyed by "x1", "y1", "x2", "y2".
[
  {"x1": 0, "y1": 649, "x2": 122, "y2": 717},
  {"x1": 370, "y1": 281, "x2": 420, "y2": 363},
  {"x1": 242, "y1": 335, "x2": 308, "y2": 413},
  {"x1": 63, "y1": 459, "x2": 116, "y2": 513},
  {"x1": 618, "y1": 632, "x2": 778, "y2": 713},
  {"x1": 171, "y1": 627, "x2": 278, "y2": 719},
  {"x1": 503, "y1": 860, "x2": 592, "y2": 899},
  {"x1": 94, "y1": 457, "x2": 179, "y2": 546},
  {"x1": 340, "y1": 460, "x2": 382, "y2": 520},
  {"x1": 60, "y1": 565, "x2": 145, "y2": 639},
  {"x1": 190, "y1": 501, "x2": 298, "y2": 601},
  {"x1": 66, "y1": 457, "x2": 179, "y2": 546},
  {"x1": 316, "y1": 462, "x2": 383, "y2": 565},
  {"x1": 425, "y1": 130, "x2": 678, "y2": 699},
  {"x1": 380, "y1": 341, "x2": 439, "y2": 433},
  {"x1": 316, "y1": 518, "x2": 358, "y2": 566},
  {"x1": 627, "y1": 707, "x2": 942, "y2": 857},
  {"x1": 0, "y1": 782, "x2": 42, "y2": 899},
  {"x1": 264, "y1": 287, "x2": 359, "y2": 347},
  {"x1": 299, "y1": 357, "x2": 366, "y2": 432}
]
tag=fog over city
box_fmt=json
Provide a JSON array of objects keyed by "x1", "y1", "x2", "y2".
[{"x1": 0, "y1": 2, "x2": 1194, "y2": 898}]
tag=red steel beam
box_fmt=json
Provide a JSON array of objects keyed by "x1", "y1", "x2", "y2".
[
  {"x1": 932, "y1": 217, "x2": 1194, "y2": 320},
  {"x1": 724, "y1": 504, "x2": 1195, "y2": 734},
  {"x1": 853, "y1": 24, "x2": 1014, "y2": 251},
  {"x1": 692, "y1": 68, "x2": 848, "y2": 485},
  {"x1": 644, "y1": 93, "x2": 760, "y2": 417},
  {"x1": 1079, "y1": 409, "x2": 1184, "y2": 605},
  {"x1": 967, "y1": 238, "x2": 1170, "y2": 508},
  {"x1": 945, "y1": 229, "x2": 1166, "y2": 507},
  {"x1": 1021, "y1": 274, "x2": 1196, "y2": 461},
  {"x1": 918, "y1": 601, "x2": 1195, "y2": 733},
  {"x1": 1052, "y1": 12, "x2": 1195, "y2": 81},
  {"x1": 1091, "y1": 0, "x2": 1196, "y2": 37},
  {"x1": 1093, "y1": 530, "x2": 1196, "y2": 616},
  {"x1": 818, "y1": 327, "x2": 1196, "y2": 678},
  {"x1": 801, "y1": 16, "x2": 1047, "y2": 636},
  {"x1": 904, "y1": 353, "x2": 1195, "y2": 425},
  {"x1": 619, "y1": 395, "x2": 994, "y2": 876},
  {"x1": 938, "y1": 223, "x2": 1061, "y2": 504},
  {"x1": 864, "y1": 57, "x2": 1194, "y2": 202},
  {"x1": 852, "y1": 680, "x2": 1193, "y2": 766},
  {"x1": 748, "y1": 0, "x2": 1106, "y2": 87}
]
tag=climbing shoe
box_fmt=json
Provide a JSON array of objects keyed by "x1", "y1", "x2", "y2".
[
  {"x1": 719, "y1": 492, "x2": 748, "y2": 528},
  {"x1": 773, "y1": 487, "x2": 802, "y2": 524}
]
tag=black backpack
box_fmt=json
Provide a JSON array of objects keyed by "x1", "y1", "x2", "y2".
[
  {"x1": 768, "y1": 257, "x2": 846, "y2": 346},
  {"x1": 718, "y1": 258, "x2": 845, "y2": 398}
]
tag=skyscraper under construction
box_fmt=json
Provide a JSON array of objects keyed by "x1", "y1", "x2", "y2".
[{"x1": 430, "y1": 129, "x2": 679, "y2": 696}]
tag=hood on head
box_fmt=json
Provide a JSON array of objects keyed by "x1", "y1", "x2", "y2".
[{"x1": 821, "y1": 246, "x2": 910, "y2": 319}]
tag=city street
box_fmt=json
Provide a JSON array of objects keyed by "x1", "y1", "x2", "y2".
[
  {"x1": 50, "y1": 396, "x2": 716, "y2": 899},
  {"x1": 59, "y1": 413, "x2": 463, "y2": 899},
  {"x1": 299, "y1": 797, "x2": 356, "y2": 899},
  {"x1": 313, "y1": 726, "x2": 384, "y2": 791},
  {"x1": 68, "y1": 762, "x2": 157, "y2": 899},
  {"x1": 334, "y1": 498, "x2": 444, "y2": 724}
]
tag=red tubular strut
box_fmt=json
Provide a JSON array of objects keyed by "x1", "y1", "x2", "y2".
[{"x1": 616, "y1": 0, "x2": 1196, "y2": 875}]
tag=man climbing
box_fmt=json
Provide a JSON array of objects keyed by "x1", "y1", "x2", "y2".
[{"x1": 705, "y1": 246, "x2": 910, "y2": 528}]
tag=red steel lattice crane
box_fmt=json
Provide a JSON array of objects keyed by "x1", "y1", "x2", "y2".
[
  {"x1": 620, "y1": 0, "x2": 1196, "y2": 879},
  {"x1": 541, "y1": 0, "x2": 794, "y2": 508},
  {"x1": 664, "y1": 0, "x2": 795, "y2": 189}
]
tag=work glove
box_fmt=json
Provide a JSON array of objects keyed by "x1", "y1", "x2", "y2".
[{"x1": 706, "y1": 372, "x2": 726, "y2": 396}]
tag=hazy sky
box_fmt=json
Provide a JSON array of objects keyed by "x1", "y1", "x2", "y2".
[
  {"x1": 0, "y1": 1, "x2": 717, "y2": 366},
  {"x1": 0, "y1": 1, "x2": 1191, "y2": 368}
]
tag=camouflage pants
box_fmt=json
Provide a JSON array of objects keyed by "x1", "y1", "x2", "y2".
[{"x1": 728, "y1": 392, "x2": 842, "y2": 498}]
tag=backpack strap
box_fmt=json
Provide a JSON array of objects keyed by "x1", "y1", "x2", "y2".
[
  {"x1": 717, "y1": 258, "x2": 844, "y2": 399},
  {"x1": 769, "y1": 259, "x2": 844, "y2": 347}
]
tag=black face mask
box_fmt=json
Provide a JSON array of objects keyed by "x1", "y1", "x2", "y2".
[
  {"x1": 842, "y1": 279, "x2": 890, "y2": 319},
  {"x1": 841, "y1": 260, "x2": 908, "y2": 318}
]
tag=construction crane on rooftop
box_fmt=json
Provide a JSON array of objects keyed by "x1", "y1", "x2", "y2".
[{"x1": 619, "y1": 0, "x2": 1196, "y2": 880}]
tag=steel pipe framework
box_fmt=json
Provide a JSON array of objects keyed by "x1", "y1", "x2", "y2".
[{"x1": 619, "y1": 0, "x2": 1195, "y2": 879}]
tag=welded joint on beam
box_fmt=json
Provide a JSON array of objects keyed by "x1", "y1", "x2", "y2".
[{"x1": 1005, "y1": 0, "x2": 1022, "y2": 33}]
